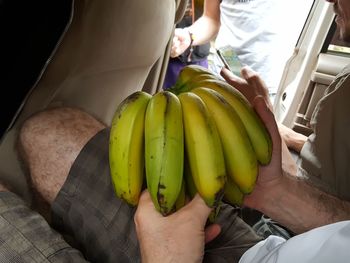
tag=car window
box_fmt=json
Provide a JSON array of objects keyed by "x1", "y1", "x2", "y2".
[{"x1": 324, "y1": 20, "x2": 350, "y2": 56}]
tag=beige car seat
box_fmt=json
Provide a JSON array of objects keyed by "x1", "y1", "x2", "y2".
[{"x1": 0, "y1": 0, "x2": 187, "y2": 204}]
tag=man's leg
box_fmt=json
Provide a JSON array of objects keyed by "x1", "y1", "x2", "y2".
[
  {"x1": 18, "y1": 107, "x2": 105, "y2": 205},
  {"x1": 18, "y1": 107, "x2": 143, "y2": 263}
]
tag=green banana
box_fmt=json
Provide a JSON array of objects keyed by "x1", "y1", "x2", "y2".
[
  {"x1": 174, "y1": 180, "x2": 186, "y2": 212},
  {"x1": 184, "y1": 154, "x2": 221, "y2": 223},
  {"x1": 224, "y1": 176, "x2": 244, "y2": 206},
  {"x1": 208, "y1": 203, "x2": 221, "y2": 224},
  {"x1": 192, "y1": 87, "x2": 258, "y2": 194},
  {"x1": 176, "y1": 64, "x2": 216, "y2": 84},
  {"x1": 178, "y1": 92, "x2": 226, "y2": 208},
  {"x1": 173, "y1": 65, "x2": 219, "y2": 93},
  {"x1": 109, "y1": 91, "x2": 151, "y2": 206},
  {"x1": 145, "y1": 91, "x2": 184, "y2": 216},
  {"x1": 184, "y1": 154, "x2": 197, "y2": 200},
  {"x1": 174, "y1": 78, "x2": 272, "y2": 165}
]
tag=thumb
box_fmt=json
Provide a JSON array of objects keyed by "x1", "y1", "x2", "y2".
[
  {"x1": 135, "y1": 190, "x2": 162, "y2": 221},
  {"x1": 185, "y1": 194, "x2": 213, "y2": 225}
]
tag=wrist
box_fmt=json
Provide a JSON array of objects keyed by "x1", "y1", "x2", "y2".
[
  {"x1": 255, "y1": 174, "x2": 328, "y2": 233},
  {"x1": 250, "y1": 183, "x2": 284, "y2": 214}
]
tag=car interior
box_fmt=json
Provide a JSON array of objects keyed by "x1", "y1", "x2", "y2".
[
  {"x1": 0, "y1": 0, "x2": 349, "y2": 217},
  {"x1": 0, "y1": 0, "x2": 186, "y2": 205},
  {"x1": 274, "y1": 0, "x2": 350, "y2": 130}
]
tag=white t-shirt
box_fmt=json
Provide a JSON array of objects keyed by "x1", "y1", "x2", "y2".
[
  {"x1": 215, "y1": 0, "x2": 313, "y2": 94},
  {"x1": 240, "y1": 220, "x2": 350, "y2": 263}
]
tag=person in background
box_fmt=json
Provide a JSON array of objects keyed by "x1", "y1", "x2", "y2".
[
  {"x1": 163, "y1": 0, "x2": 220, "y2": 89},
  {"x1": 170, "y1": 0, "x2": 313, "y2": 100}
]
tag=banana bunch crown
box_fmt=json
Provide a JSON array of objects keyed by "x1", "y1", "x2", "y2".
[{"x1": 109, "y1": 65, "x2": 272, "y2": 219}]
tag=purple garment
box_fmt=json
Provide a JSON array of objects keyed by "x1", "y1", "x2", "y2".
[{"x1": 163, "y1": 57, "x2": 208, "y2": 89}]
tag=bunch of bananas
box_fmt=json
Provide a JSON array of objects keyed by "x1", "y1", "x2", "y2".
[{"x1": 109, "y1": 65, "x2": 272, "y2": 217}]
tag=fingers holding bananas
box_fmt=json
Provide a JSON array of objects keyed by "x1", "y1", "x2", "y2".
[{"x1": 109, "y1": 65, "x2": 272, "y2": 217}]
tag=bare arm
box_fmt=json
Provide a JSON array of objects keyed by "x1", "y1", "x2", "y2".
[
  {"x1": 171, "y1": 0, "x2": 221, "y2": 57},
  {"x1": 187, "y1": 0, "x2": 221, "y2": 46},
  {"x1": 247, "y1": 171, "x2": 350, "y2": 234},
  {"x1": 279, "y1": 124, "x2": 307, "y2": 153}
]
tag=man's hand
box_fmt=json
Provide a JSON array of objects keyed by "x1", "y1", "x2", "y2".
[
  {"x1": 220, "y1": 67, "x2": 284, "y2": 210},
  {"x1": 221, "y1": 67, "x2": 307, "y2": 153},
  {"x1": 221, "y1": 67, "x2": 273, "y2": 110},
  {"x1": 134, "y1": 191, "x2": 221, "y2": 263},
  {"x1": 242, "y1": 95, "x2": 284, "y2": 209},
  {"x1": 244, "y1": 96, "x2": 282, "y2": 210},
  {"x1": 170, "y1": 28, "x2": 192, "y2": 58}
]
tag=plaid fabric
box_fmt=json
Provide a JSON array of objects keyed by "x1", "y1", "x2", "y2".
[
  {"x1": 51, "y1": 128, "x2": 140, "y2": 263},
  {"x1": 204, "y1": 206, "x2": 263, "y2": 263},
  {"x1": 52, "y1": 128, "x2": 262, "y2": 263},
  {"x1": 0, "y1": 191, "x2": 87, "y2": 262}
]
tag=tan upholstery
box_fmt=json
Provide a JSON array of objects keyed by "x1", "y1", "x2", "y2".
[{"x1": 0, "y1": 0, "x2": 185, "y2": 203}]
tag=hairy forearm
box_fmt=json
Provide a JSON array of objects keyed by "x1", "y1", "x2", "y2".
[
  {"x1": 258, "y1": 173, "x2": 350, "y2": 234},
  {"x1": 281, "y1": 140, "x2": 297, "y2": 176}
]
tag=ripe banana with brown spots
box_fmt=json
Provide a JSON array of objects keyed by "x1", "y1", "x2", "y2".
[
  {"x1": 144, "y1": 91, "x2": 184, "y2": 216},
  {"x1": 178, "y1": 91, "x2": 226, "y2": 208},
  {"x1": 109, "y1": 91, "x2": 151, "y2": 206}
]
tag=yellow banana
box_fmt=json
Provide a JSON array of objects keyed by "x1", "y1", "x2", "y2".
[
  {"x1": 173, "y1": 64, "x2": 218, "y2": 92},
  {"x1": 174, "y1": 180, "x2": 186, "y2": 211},
  {"x1": 184, "y1": 154, "x2": 221, "y2": 223},
  {"x1": 145, "y1": 91, "x2": 184, "y2": 216},
  {"x1": 176, "y1": 78, "x2": 272, "y2": 165},
  {"x1": 178, "y1": 92, "x2": 226, "y2": 208},
  {"x1": 192, "y1": 87, "x2": 258, "y2": 194},
  {"x1": 109, "y1": 91, "x2": 151, "y2": 206},
  {"x1": 184, "y1": 155, "x2": 197, "y2": 200},
  {"x1": 177, "y1": 64, "x2": 216, "y2": 84},
  {"x1": 224, "y1": 176, "x2": 244, "y2": 206}
]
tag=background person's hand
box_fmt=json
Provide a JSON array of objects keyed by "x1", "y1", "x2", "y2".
[
  {"x1": 170, "y1": 28, "x2": 192, "y2": 58},
  {"x1": 134, "y1": 190, "x2": 221, "y2": 263}
]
